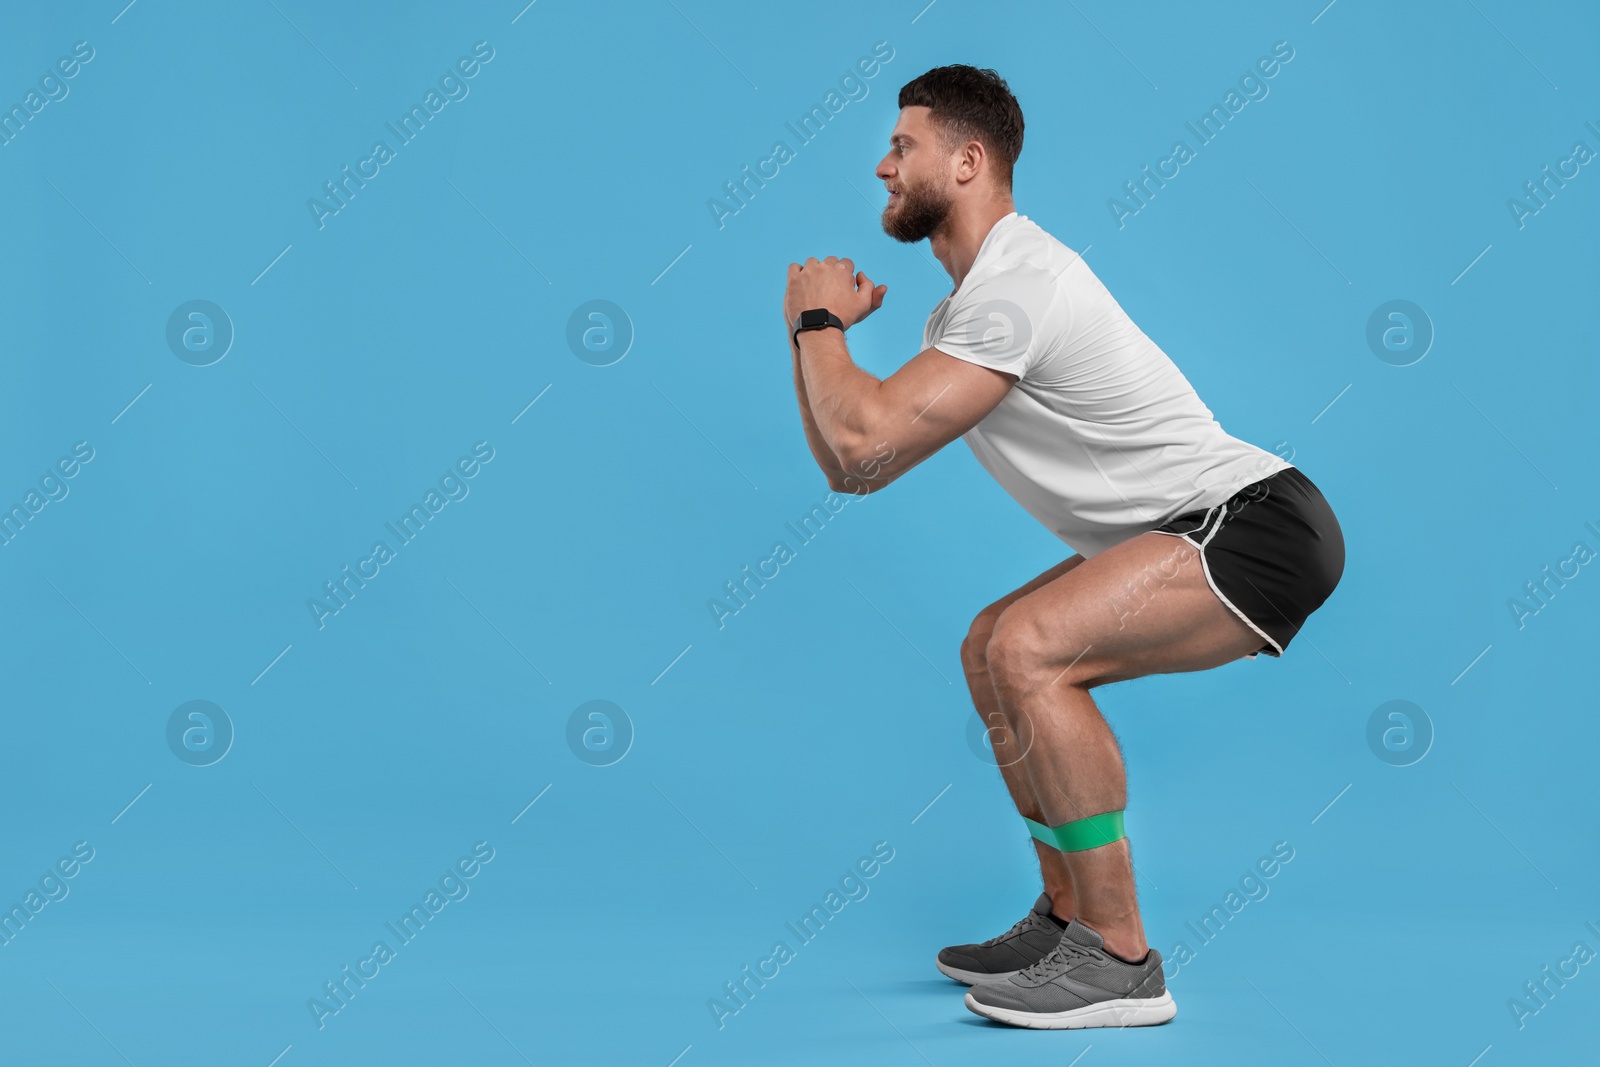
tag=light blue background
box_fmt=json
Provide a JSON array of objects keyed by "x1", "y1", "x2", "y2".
[{"x1": 1, "y1": 1, "x2": 1595, "y2": 1064}]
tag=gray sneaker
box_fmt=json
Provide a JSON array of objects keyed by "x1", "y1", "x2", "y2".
[
  {"x1": 964, "y1": 918, "x2": 1176, "y2": 1029},
  {"x1": 935, "y1": 893, "x2": 1066, "y2": 985}
]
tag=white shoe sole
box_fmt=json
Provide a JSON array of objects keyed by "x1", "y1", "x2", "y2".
[
  {"x1": 935, "y1": 960, "x2": 1022, "y2": 985},
  {"x1": 964, "y1": 989, "x2": 1177, "y2": 1029}
]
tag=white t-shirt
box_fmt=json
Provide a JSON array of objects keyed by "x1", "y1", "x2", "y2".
[{"x1": 923, "y1": 211, "x2": 1289, "y2": 558}]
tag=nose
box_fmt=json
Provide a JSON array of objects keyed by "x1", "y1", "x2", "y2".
[{"x1": 875, "y1": 154, "x2": 895, "y2": 183}]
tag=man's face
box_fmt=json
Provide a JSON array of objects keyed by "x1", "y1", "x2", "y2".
[{"x1": 875, "y1": 106, "x2": 954, "y2": 244}]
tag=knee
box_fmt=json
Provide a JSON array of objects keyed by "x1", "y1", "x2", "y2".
[
  {"x1": 986, "y1": 610, "x2": 1052, "y2": 692},
  {"x1": 988, "y1": 608, "x2": 1098, "y2": 693},
  {"x1": 960, "y1": 608, "x2": 1001, "y2": 679}
]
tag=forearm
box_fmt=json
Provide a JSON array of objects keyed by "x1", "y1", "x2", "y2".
[
  {"x1": 794, "y1": 328, "x2": 888, "y2": 473},
  {"x1": 789, "y1": 334, "x2": 854, "y2": 487}
]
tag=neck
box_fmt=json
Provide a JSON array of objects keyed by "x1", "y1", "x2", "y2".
[{"x1": 930, "y1": 194, "x2": 1016, "y2": 291}]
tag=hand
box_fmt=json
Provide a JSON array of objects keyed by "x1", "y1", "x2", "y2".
[{"x1": 783, "y1": 256, "x2": 888, "y2": 333}]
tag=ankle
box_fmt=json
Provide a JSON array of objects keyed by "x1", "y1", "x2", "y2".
[
  {"x1": 1097, "y1": 930, "x2": 1148, "y2": 963},
  {"x1": 1103, "y1": 939, "x2": 1149, "y2": 965},
  {"x1": 1076, "y1": 917, "x2": 1146, "y2": 963}
]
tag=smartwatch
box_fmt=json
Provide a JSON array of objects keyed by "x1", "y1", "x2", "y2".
[{"x1": 792, "y1": 308, "x2": 846, "y2": 347}]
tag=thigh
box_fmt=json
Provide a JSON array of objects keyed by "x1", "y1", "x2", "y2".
[
  {"x1": 997, "y1": 532, "x2": 1265, "y2": 687},
  {"x1": 972, "y1": 554, "x2": 1086, "y2": 633}
]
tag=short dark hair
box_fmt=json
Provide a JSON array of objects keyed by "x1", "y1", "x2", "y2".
[{"x1": 897, "y1": 65, "x2": 1024, "y2": 187}]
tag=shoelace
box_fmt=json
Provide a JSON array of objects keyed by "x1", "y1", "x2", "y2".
[
  {"x1": 980, "y1": 911, "x2": 1053, "y2": 947},
  {"x1": 1015, "y1": 937, "x2": 1099, "y2": 982}
]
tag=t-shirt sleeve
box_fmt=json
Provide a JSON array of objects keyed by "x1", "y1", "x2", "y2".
[{"x1": 928, "y1": 264, "x2": 1060, "y2": 379}]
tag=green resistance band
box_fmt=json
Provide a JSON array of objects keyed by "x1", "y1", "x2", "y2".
[{"x1": 1024, "y1": 811, "x2": 1126, "y2": 852}]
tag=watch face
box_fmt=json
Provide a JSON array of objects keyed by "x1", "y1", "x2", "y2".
[{"x1": 800, "y1": 309, "x2": 830, "y2": 329}]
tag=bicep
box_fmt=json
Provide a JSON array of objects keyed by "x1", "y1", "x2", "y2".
[{"x1": 844, "y1": 347, "x2": 1014, "y2": 490}]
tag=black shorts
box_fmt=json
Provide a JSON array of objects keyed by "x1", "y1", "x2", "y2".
[{"x1": 1151, "y1": 466, "x2": 1344, "y2": 657}]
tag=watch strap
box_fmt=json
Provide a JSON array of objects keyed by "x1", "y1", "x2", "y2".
[{"x1": 792, "y1": 309, "x2": 845, "y2": 347}]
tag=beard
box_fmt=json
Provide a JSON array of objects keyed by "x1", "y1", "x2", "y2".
[{"x1": 881, "y1": 177, "x2": 952, "y2": 244}]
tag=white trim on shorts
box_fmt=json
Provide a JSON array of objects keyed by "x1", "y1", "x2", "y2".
[{"x1": 1149, "y1": 504, "x2": 1283, "y2": 658}]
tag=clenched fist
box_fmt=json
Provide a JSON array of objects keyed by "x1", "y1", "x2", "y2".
[{"x1": 783, "y1": 256, "x2": 888, "y2": 334}]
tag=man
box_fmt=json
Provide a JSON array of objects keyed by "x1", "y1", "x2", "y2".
[{"x1": 782, "y1": 65, "x2": 1344, "y2": 1030}]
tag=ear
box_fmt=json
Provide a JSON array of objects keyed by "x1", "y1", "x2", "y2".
[{"x1": 955, "y1": 138, "x2": 987, "y2": 185}]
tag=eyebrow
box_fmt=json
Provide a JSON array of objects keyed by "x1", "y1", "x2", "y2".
[{"x1": 890, "y1": 133, "x2": 915, "y2": 147}]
